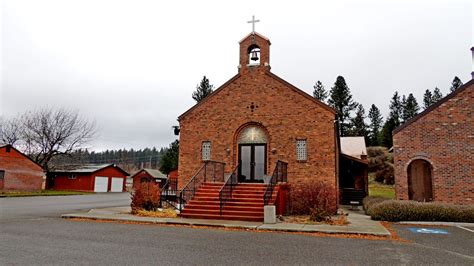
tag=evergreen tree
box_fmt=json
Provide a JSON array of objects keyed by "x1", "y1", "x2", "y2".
[
  {"x1": 432, "y1": 87, "x2": 443, "y2": 103},
  {"x1": 348, "y1": 104, "x2": 368, "y2": 139},
  {"x1": 380, "y1": 117, "x2": 397, "y2": 148},
  {"x1": 423, "y1": 89, "x2": 434, "y2": 109},
  {"x1": 402, "y1": 93, "x2": 420, "y2": 122},
  {"x1": 192, "y1": 76, "x2": 214, "y2": 102},
  {"x1": 388, "y1": 92, "x2": 402, "y2": 127},
  {"x1": 312, "y1": 80, "x2": 328, "y2": 102},
  {"x1": 159, "y1": 140, "x2": 179, "y2": 175},
  {"x1": 450, "y1": 76, "x2": 463, "y2": 92},
  {"x1": 328, "y1": 76, "x2": 358, "y2": 136},
  {"x1": 368, "y1": 104, "x2": 383, "y2": 146}
]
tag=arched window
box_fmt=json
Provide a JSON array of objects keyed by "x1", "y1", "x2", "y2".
[{"x1": 238, "y1": 126, "x2": 267, "y2": 144}]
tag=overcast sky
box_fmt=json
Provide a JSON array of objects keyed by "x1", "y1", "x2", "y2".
[{"x1": 1, "y1": 0, "x2": 472, "y2": 151}]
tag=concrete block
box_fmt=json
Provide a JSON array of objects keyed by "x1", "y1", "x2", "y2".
[{"x1": 264, "y1": 205, "x2": 276, "y2": 224}]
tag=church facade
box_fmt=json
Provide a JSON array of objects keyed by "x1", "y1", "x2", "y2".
[{"x1": 177, "y1": 32, "x2": 339, "y2": 200}]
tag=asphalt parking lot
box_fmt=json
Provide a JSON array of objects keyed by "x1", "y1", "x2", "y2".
[{"x1": 391, "y1": 224, "x2": 474, "y2": 259}]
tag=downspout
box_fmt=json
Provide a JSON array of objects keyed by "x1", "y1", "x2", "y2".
[{"x1": 334, "y1": 116, "x2": 341, "y2": 207}]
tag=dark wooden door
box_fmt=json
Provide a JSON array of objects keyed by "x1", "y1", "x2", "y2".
[{"x1": 408, "y1": 159, "x2": 433, "y2": 202}]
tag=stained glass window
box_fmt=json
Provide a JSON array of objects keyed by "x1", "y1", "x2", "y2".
[
  {"x1": 202, "y1": 141, "x2": 211, "y2": 161},
  {"x1": 296, "y1": 139, "x2": 307, "y2": 161},
  {"x1": 237, "y1": 126, "x2": 268, "y2": 144}
]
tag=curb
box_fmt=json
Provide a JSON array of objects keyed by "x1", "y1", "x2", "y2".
[
  {"x1": 61, "y1": 213, "x2": 391, "y2": 237},
  {"x1": 398, "y1": 221, "x2": 474, "y2": 227}
]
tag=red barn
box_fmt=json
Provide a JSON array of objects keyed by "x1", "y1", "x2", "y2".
[
  {"x1": 131, "y1": 168, "x2": 167, "y2": 189},
  {"x1": 0, "y1": 144, "x2": 45, "y2": 191},
  {"x1": 47, "y1": 164, "x2": 129, "y2": 192}
]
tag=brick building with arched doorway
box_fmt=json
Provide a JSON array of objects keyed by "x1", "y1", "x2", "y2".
[
  {"x1": 393, "y1": 80, "x2": 473, "y2": 205},
  {"x1": 176, "y1": 31, "x2": 340, "y2": 220}
]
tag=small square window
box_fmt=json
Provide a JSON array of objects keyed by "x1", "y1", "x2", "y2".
[
  {"x1": 68, "y1": 174, "x2": 77, "y2": 180},
  {"x1": 296, "y1": 139, "x2": 307, "y2": 161},
  {"x1": 202, "y1": 141, "x2": 211, "y2": 161},
  {"x1": 0, "y1": 170, "x2": 5, "y2": 180}
]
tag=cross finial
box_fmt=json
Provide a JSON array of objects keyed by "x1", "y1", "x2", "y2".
[{"x1": 247, "y1": 15, "x2": 260, "y2": 34}]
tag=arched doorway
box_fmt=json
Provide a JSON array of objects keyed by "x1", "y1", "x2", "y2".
[
  {"x1": 237, "y1": 125, "x2": 268, "y2": 183},
  {"x1": 407, "y1": 159, "x2": 433, "y2": 202}
]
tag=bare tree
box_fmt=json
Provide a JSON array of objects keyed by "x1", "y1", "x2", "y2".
[
  {"x1": 1, "y1": 117, "x2": 22, "y2": 145},
  {"x1": 3, "y1": 108, "x2": 97, "y2": 170}
]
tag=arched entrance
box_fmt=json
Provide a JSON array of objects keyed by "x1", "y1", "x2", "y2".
[
  {"x1": 237, "y1": 125, "x2": 268, "y2": 183},
  {"x1": 407, "y1": 159, "x2": 433, "y2": 202}
]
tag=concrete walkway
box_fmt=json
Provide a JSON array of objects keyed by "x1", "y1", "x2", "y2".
[{"x1": 62, "y1": 206, "x2": 391, "y2": 237}]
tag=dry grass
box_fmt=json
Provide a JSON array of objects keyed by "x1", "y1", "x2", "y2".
[
  {"x1": 282, "y1": 214, "x2": 349, "y2": 226},
  {"x1": 134, "y1": 208, "x2": 178, "y2": 218}
]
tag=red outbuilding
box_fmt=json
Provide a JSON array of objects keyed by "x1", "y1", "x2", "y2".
[
  {"x1": 131, "y1": 168, "x2": 167, "y2": 189},
  {"x1": 47, "y1": 164, "x2": 129, "y2": 192},
  {"x1": 0, "y1": 144, "x2": 45, "y2": 191}
]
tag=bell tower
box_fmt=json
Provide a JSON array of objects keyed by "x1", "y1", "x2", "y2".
[{"x1": 238, "y1": 16, "x2": 271, "y2": 74}]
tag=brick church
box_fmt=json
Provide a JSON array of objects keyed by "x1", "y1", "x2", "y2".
[
  {"x1": 393, "y1": 80, "x2": 473, "y2": 205},
  {"x1": 174, "y1": 26, "x2": 364, "y2": 220}
]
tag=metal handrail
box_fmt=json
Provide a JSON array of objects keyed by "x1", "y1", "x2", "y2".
[
  {"x1": 178, "y1": 161, "x2": 225, "y2": 212},
  {"x1": 263, "y1": 160, "x2": 288, "y2": 205},
  {"x1": 160, "y1": 178, "x2": 178, "y2": 209},
  {"x1": 218, "y1": 164, "x2": 239, "y2": 215}
]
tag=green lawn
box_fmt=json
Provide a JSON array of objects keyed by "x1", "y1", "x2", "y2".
[
  {"x1": 0, "y1": 190, "x2": 92, "y2": 197},
  {"x1": 368, "y1": 182, "x2": 396, "y2": 199}
]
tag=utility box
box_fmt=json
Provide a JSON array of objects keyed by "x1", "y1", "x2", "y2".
[{"x1": 264, "y1": 205, "x2": 276, "y2": 224}]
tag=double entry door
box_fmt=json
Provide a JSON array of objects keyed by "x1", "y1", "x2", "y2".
[{"x1": 238, "y1": 144, "x2": 266, "y2": 183}]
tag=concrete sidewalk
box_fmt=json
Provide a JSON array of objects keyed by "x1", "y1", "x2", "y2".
[{"x1": 62, "y1": 206, "x2": 391, "y2": 237}]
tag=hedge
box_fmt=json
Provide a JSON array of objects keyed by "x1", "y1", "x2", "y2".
[{"x1": 363, "y1": 197, "x2": 474, "y2": 223}]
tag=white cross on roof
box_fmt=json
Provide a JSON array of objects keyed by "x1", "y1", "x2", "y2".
[{"x1": 247, "y1": 15, "x2": 260, "y2": 33}]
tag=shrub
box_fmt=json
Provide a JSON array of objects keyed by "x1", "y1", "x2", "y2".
[
  {"x1": 367, "y1": 146, "x2": 394, "y2": 184},
  {"x1": 131, "y1": 182, "x2": 161, "y2": 214},
  {"x1": 367, "y1": 200, "x2": 474, "y2": 223},
  {"x1": 362, "y1": 196, "x2": 389, "y2": 213},
  {"x1": 289, "y1": 180, "x2": 337, "y2": 222}
]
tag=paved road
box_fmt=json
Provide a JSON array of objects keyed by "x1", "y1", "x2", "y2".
[
  {"x1": 0, "y1": 193, "x2": 131, "y2": 221},
  {"x1": 1, "y1": 195, "x2": 473, "y2": 265}
]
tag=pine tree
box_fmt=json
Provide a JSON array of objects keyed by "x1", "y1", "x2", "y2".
[
  {"x1": 402, "y1": 93, "x2": 420, "y2": 122},
  {"x1": 192, "y1": 76, "x2": 214, "y2": 102},
  {"x1": 450, "y1": 76, "x2": 463, "y2": 92},
  {"x1": 312, "y1": 80, "x2": 328, "y2": 102},
  {"x1": 159, "y1": 140, "x2": 179, "y2": 174},
  {"x1": 368, "y1": 104, "x2": 383, "y2": 146},
  {"x1": 348, "y1": 104, "x2": 368, "y2": 139},
  {"x1": 423, "y1": 89, "x2": 434, "y2": 109},
  {"x1": 388, "y1": 92, "x2": 402, "y2": 127},
  {"x1": 328, "y1": 76, "x2": 358, "y2": 136},
  {"x1": 380, "y1": 117, "x2": 397, "y2": 148},
  {"x1": 432, "y1": 87, "x2": 443, "y2": 103}
]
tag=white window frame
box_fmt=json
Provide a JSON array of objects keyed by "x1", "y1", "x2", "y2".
[
  {"x1": 68, "y1": 174, "x2": 77, "y2": 180},
  {"x1": 296, "y1": 139, "x2": 307, "y2": 161},
  {"x1": 202, "y1": 141, "x2": 211, "y2": 161}
]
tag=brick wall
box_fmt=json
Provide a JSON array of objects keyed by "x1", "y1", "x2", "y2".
[
  {"x1": 393, "y1": 83, "x2": 473, "y2": 205},
  {"x1": 0, "y1": 146, "x2": 44, "y2": 191},
  {"x1": 178, "y1": 33, "x2": 338, "y2": 193}
]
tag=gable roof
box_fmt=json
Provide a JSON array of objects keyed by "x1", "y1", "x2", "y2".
[
  {"x1": 340, "y1": 137, "x2": 367, "y2": 159},
  {"x1": 265, "y1": 72, "x2": 336, "y2": 114},
  {"x1": 0, "y1": 144, "x2": 45, "y2": 170},
  {"x1": 131, "y1": 168, "x2": 167, "y2": 179},
  {"x1": 178, "y1": 71, "x2": 335, "y2": 121},
  {"x1": 393, "y1": 79, "x2": 473, "y2": 134},
  {"x1": 238, "y1": 31, "x2": 271, "y2": 44},
  {"x1": 49, "y1": 164, "x2": 129, "y2": 176},
  {"x1": 178, "y1": 74, "x2": 241, "y2": 120}
]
